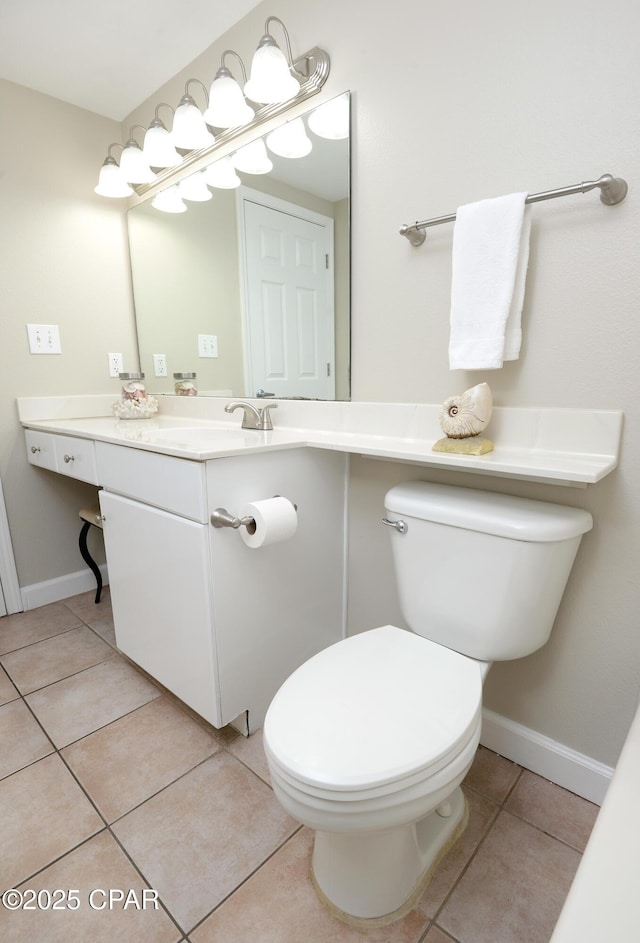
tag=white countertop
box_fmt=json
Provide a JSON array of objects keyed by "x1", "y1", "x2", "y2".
[{"x1": 17, "y1": 396, "x2": 624, "y2": 488}]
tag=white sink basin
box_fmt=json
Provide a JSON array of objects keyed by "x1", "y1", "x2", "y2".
[{"x1": 144, "y1": 426, "x2": 250, "y2": 447}]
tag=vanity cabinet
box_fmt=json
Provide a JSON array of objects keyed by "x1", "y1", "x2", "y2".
[{"x1": 95, "y1": 441, "x2": 347, "y2": 732}]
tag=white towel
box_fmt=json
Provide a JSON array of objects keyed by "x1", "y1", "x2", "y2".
[{"x1": 449, "y1": 192, "x2": 531, "y2": 370}]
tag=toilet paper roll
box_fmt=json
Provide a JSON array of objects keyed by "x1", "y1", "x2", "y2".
[{"x1": 239, "y1": 496, "x2": 298, "y2": 549}]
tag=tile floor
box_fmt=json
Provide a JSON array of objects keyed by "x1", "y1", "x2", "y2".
[{"x1": 0, "y1": 590, "x2": 599, "y2": 943}]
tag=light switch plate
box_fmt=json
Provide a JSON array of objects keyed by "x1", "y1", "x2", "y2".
[
  {"x1": 198, "y1": 334, "x2": 218, "y2": 358},
  {"x1": 27, "y1": 324, "x2": 62, "y2": 354}
]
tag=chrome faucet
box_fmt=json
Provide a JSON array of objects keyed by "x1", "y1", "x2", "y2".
[{"x1": 225, "y1": 400, "x2": 278, "y2": 431}]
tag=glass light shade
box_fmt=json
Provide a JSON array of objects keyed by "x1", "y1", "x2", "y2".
[
  {"x1": 204, "y1": 73, "x2": 255, "y2": 129},
  {"x1": 178, "y1": 172, "x2": 212, "y2": 202},
  {"x1": 232, "y1": 139, "x2": 273, "y2": 174},
  {"x1": 266, "y1": 118, "x2": 312, "y2": 158},
  {"x1": 171, "y1": 101, "x2": 215, "y2": 151},
  {"x1": 244, "y1": 42, "x2": 300, "y2": 104},
  {"x1": 143, "y1": 124, "x2": 181, "y2": 169},
  {"x1": 307, "y1": 93, "x2": 350, "y2": 140},
  {"x1": 151, "y1": 186, "x2": 187, "y2": 213},
  {"x1": 203, "y1": 156, "x2": 241, "y2": 189},
  {"x1": 94, "y1": 159, "x2": 133, "y2": 198},
  {"x1": 119, "y1": 142, "x2": 155, "y2": 184}
]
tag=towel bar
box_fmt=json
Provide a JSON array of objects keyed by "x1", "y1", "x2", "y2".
[{"x1": 400, "y1": 173, "x2": 628, "y2": 246}]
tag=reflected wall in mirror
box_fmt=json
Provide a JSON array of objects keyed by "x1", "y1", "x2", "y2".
[{"x1": 128, "y1": 92, "x2": 350, "y2": 400}]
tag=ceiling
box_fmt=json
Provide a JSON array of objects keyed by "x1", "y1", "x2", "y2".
[{"x1": 0, "y1": 0, "x2": 263, "y2": 121}]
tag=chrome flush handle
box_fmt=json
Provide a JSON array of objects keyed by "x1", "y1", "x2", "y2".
[{"x1": 381, "y1": 517, "x2": 408, "y2": 534}]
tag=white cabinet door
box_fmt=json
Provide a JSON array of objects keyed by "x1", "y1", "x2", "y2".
[{"x1": 99, "y1": 490, "x2": 221, "y2": 727}]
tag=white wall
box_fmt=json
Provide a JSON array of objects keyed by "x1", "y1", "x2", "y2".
[
  {"x1": 2, "y1": 0, "x2": 638, "y2": 774},
  {"x1": 0, "y1": 80, "x2": 138, "y2": 585}
]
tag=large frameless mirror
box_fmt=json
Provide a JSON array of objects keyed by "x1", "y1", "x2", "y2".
[{"x1": 127, "y1": 91, "x2": 350, "y2": 400}]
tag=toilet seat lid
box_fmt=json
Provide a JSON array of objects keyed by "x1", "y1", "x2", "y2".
[{"x1": 264, "y1": 625, "x2": 483, "y2": 792}]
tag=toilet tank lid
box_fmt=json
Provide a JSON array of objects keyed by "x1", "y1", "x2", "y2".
[{"x1": 384, "y1": 482, "x2": 593, "y2": 542}]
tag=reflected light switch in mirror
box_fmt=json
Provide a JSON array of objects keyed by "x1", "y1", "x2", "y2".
[{"x1": 198, "y1": 334, "x2": 218, "y2": 358}]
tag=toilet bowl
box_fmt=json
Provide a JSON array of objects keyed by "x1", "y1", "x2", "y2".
[
  {"x1": 263, "y1": 482, "x2": 593, "y2": 924},
  {"x1": 263, "y1": 625, "x2": 486, "y2": 922}
]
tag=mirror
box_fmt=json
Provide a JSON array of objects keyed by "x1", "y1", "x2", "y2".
[{"x1": 127, "y1": 92, "x2": 350, "y2": 400}]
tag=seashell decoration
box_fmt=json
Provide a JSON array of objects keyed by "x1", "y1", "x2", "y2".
[{"x1": 439, "y1": 382, "x2": 493, "y2": 439}]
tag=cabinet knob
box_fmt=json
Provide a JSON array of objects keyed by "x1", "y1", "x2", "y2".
[
  {"x1": 30, "y1": 446, "x2": 41, "y2": 454},
  {"x1": 63, "y1": 454, "x2": 75, "y2": 464}
]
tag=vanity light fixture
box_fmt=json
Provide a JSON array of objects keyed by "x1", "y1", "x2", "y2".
[
  {"x1": 244, "y1": 16, "x2": 301, "y2": 104},
  {"x1": 178, "y1": 171, "x2": 213, "y2": 202},
  {"x1": 119, "y1": 126, "x2": 156, "y2": 184},
  {"x1": 266, "y1": 117, "x2": 312, "y2": 158},
  {"x1": 232, "y1": 138, "x2": 273, "y2": 174},
  {"x1": 143, "y1": 104, "x2": 181, "y2": 169},
  {"x1": 171, "y1": 79, "x2": 216, "y2": 151},
  {"x1": 203, "y1": 155, "x2": 241, "y2": 189},
  {"x1": 94, "y1": 144, "x2": 134, "y2": 197},
  {"x1": 204, "y1": 50, "x2": 255, "y2": 129},
  {"x1": 151, "y1": 185, "x2": 187, "y2": 213},
  {"x1": 307, "y1": 91, "x2": 349, "y2": 140},
  {"x1": 94, "y1": 16, "x2": 330, "y2": 199}
]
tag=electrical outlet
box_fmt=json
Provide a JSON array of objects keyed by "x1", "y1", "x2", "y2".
[
  {"x1": 27, "y1": 323, "x2": 62, "y2": 354},
  {"x1": 108, "y1": 353, "x2": 124, "y2": 377},
  {"x1": 153, "y1": 353, "x2": 168, "y2": 377},
  {"x1": 198, "y1": 334, "x2": 218, "y2": 358}
]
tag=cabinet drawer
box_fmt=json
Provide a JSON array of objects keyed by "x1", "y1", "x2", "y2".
[
  {"x1": 96, "y1": 441, "x2": 207, "y2": 521},
  {"x1": 25, "y1": 430, "x2": 98, "y2": 484},
  {"x1": 25, "y1": 430, "x2": 57, "y2": 472},
  {"x1": 53, "y1": 434, "x2": 98, "y2": 484}
]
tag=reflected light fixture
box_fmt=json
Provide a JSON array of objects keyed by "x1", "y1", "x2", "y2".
[
  {"x1": 171, "y1": 80, "x2": 215, "y2": 151},
  {"x1": 178, "y1": 171, "x2": 213, "y2": 202},
  {"x1": 94, "y1": 144, "x2": 134, "y2": 197},
  {"x1": 143, "y1": 104, "x2": 181, "y2": 169},
  {"x1": 151, "y1": 186, "x2": 187, "y2": 213},
  {"x1": 232, "y1": 139, "x2": 273, "y2": 174},
  {"x1": 203, "y1": 156, "x2": 241, "y2": 189},
  {"x1": 266, "y1": 117, "x2": 312, "y2": 158},
  {"x1": 244, "y1": 16, "x2": 301, "y2": 104},
  {"x1": 307, "y1": 91, "x2": 349, "y2": 140},
  {"x1": 204, "y1": 50, "x2": 255, "y2": 129},
  {"x1": 119, "y1": 126, "x2": 156, "y2": 184}
]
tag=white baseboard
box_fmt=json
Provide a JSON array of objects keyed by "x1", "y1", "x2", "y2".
[
  {"x1": 481, "y1": 707, "x2": 613, "y2": 805},
  {"x1": 20, "y1": 565, "x2": 109, "y2": 611}
]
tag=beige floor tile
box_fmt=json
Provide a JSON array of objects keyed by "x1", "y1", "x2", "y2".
[
  {"x1": 216, "y1": 725, "x2": 272, "y2": 784},
  {"x1": 63, "y1": 587, "x2": 112, "y2": 626},
  {"x1": 505, "y1": 769, "x2": 599, "y2": 851},
  {"x1": 91, "y1": 618, "x2": 117, "y2": 648},
  {"x1": 0, "y1": 699, "x2": 53, "y2": 779},
  {"x1": 417, "y1": 788, "x2": 499, "y2": 918},
  {"x1": 62, "y1": 696, "x2": 221, "y2": 821},
  {"x1": 437, "y1": 810, "x2": 581, "y2": 943},
  {"x1": 191, "y1": 828, "x2": 429, "y2": 943},
  {"x1": 0, "y1": 665, "x2": 18, "y2": 705},
  {"x1": 0, "y1": 830, "x2": 181, "y2": 943},
  {"x1": 0, "y1": 754, "x2": 103, "y2": 889},
  {"x1": 424, "y1": 928, "x2": 457, "y2": 943},
  {"x1": 463, "y1": 745, "x2": 521, "y2": 803},
  {"x1": 1, "y1": 625, "x2": 113, "y2": 694},
  {"x1": 0, "y1": 602, "x2": 83, "y2": 655},
  {"x1": 112, "y1": 751, "x2": 299, "y2": 933},
  {"x1": 25, "y1": 655, "x2": 160, "y2": 747}
]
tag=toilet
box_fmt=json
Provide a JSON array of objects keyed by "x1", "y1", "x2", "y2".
[{"x1": 263, "y1": 481, "x2": 593, "y2": 925}]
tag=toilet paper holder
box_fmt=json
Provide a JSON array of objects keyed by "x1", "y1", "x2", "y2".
[
  {"x1": 211, "y1": 507, "x2": 256, "y2": 532},
  {"x1": 211, "y1": 499, "x2": 297, "y2": 533}
]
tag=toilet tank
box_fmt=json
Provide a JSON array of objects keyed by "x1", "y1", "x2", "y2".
[{"x1": 384, "y1": 482, "x2": 593, "y2": 661}]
